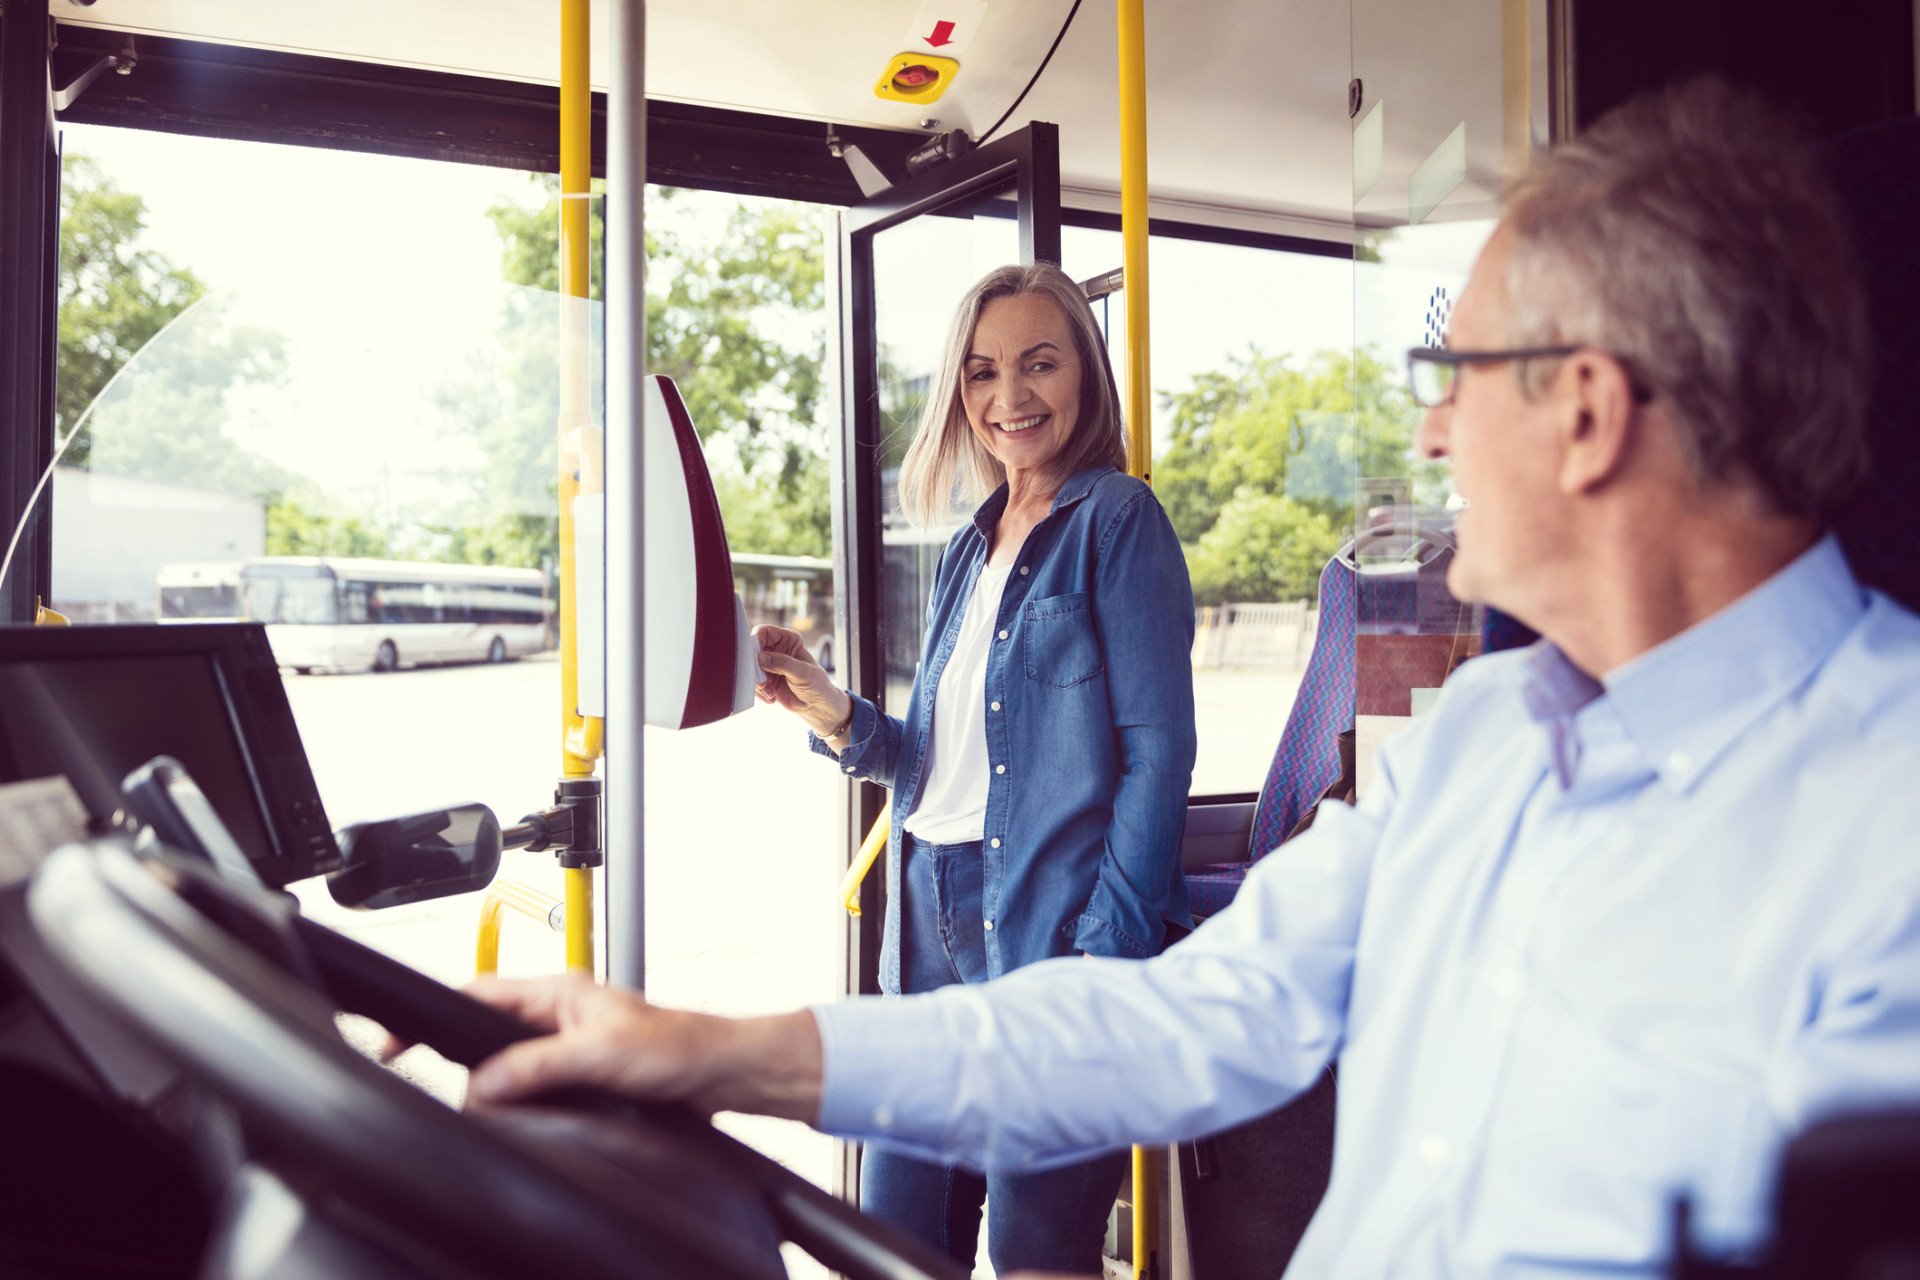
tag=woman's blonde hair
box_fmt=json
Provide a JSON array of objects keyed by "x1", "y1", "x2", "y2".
[{"x1": 896, "y1": 263, "x2": 1127, "y2": 525}]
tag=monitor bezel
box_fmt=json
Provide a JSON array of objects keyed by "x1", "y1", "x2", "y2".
[{"x1": 0, "y1": 622, "x2": 340, "y2": 888}]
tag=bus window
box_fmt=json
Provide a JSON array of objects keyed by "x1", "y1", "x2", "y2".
[{"x1": 46, "y1": 132, "x2": 846, "y2": 1208}]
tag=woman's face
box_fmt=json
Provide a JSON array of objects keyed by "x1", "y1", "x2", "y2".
[{"x1": 960, "y1": 293, "x2": 1082, "y2": 485}]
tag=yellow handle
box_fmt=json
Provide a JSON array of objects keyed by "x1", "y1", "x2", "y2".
[
  {"x1": 475, "y1": 879, "x2": 566, "y2": 976},
  {"x1": 836, "y1": 811, "x2": 890, "y2": 916}
]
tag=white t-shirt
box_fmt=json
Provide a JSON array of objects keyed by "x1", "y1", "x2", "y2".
[{"x1": 902, "y1": 562, "x2": 1013, "y2": 844}]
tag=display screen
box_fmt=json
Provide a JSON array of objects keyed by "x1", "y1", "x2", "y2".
[{"x1": 0, "y1": 653, "x2": 276, "y2": 863}]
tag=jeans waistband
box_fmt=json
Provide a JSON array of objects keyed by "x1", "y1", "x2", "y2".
[{"x1": 901, "y1": 833, "x2": 984, "y2": 858}]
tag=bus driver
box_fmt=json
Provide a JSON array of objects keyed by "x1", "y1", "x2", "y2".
[{"x1": 457, "y1": 80, "x2": 1920, "y2": 1276}]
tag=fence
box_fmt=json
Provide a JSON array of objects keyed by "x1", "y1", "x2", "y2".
[{"x1": 1193, "y1": 600, "x2": 1314, "y2": 671}]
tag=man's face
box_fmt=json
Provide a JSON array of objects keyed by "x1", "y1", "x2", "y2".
[{"x1": 1413, "y1": 229, "x2": 1571, "y2": 617}]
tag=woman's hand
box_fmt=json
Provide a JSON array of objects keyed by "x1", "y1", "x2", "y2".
[
  {"x1": 754, "y1": 624, "x2": 852, "y2": 739},
  {"x1": 462, "y1": 973, "x2": 823, "y2": 1122}
]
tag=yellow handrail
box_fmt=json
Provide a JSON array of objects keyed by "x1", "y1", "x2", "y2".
[
  {"x1": 1116, "y1": 0, "x2": 1161, "y2": 1272},
  {"x1": 837, "y1": 811, "x2": 891, "y2": 916},
  {"x1": 556, "y1": 0, "x2": 601, "y2": 975},
  {"x1": 475, "y1": 879, "x2": 566, "y2": 976}
]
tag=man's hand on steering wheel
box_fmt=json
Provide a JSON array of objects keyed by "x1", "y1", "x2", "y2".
[{"x1": 463, "y1": 974, "x2": 827, "y2": 1124}]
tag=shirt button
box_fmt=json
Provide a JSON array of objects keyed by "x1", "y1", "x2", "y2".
[
  {"x1": 1019, "y1": 566, "x2": 1029, "y2": 576},
  {"x1": 990, "y1": 701, "x2": 1001, "y2": 712},
  {"x1": 990, "y1": 837, "x2": 1001, "y2": 848},
  {"x1": 998, "y1": 629, "x2": 1009, "y2": 640},
  {"x1": 983, "y1": 919, "x2": 995, "y2": 931},
  {"x1": 873, "y1": 1104, "x2": 894, "y2": 1130},
  {"x1": 995, "y1": 764, "x2": 1006, "y2": 775},
  {"x1": 1418, "y1": 1133, "x2": 1451, "y2": 1167}
]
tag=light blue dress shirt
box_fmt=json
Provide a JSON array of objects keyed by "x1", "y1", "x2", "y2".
[{"x1": 814, "y1": 536, "x2": 1920, "y2": 1277}]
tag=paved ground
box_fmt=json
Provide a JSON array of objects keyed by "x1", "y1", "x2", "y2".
[{"x1": 281, "y1": 652, "x2": 1304, "y2": 1275}]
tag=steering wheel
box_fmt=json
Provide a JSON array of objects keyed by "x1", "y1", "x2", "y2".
[{"x1": 25, "y1": 838, "x2": 968, "y2": 1280}]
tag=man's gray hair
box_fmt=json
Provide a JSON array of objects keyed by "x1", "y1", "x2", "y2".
[{"x1": 1501, "y1": 78, "x2": 1871, "y2": 519}]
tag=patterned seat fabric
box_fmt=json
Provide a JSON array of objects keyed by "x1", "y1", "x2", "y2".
[
  {"x1": 1825, "y1": 117, "x2": 1920, "y2": 614},
  {"x1": 1183, "y1": 557, "x2": 1357, "y2": 918}
]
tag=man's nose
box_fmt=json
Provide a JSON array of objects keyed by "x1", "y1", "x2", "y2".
[{"x1": 1413, "y1": 404, "x2": 1451, "y2": 459}]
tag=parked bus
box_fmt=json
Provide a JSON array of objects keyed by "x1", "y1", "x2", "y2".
[
  {"x1": 732, "y1": 552, "x2": 835, "y2": 672},
  {"x1": 155, "y1": 560, "x2": 244, "y2": 621},
  {"x1": 237, "y1": 557, "x2": 551, "y2": 674}
]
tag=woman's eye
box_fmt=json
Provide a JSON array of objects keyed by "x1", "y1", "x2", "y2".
[
  {"x1": 968, "y1": 368, "x2": 995, "y2": 382},
  {"x1": 1028, "y1": 361, "x2": 1055, "y2": 375}
]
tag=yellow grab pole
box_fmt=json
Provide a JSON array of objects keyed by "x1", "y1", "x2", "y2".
[
  {"x1": 557, "y1": 0, "x2": 602, "y2": 973},
  {"x1": 1117, "y1": 3, "x2": 1161, "y2": 1275},
  {"x1": 836, "y1": 811, "x2": 891, "y2": 915},
  {"x1": 1118, "y1": 0, "x2": 1151, "y2": 487}
]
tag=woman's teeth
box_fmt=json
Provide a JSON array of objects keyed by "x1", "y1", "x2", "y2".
[{"x1": 1000, "y1": 415, "x2": 1046, "y2": 433}]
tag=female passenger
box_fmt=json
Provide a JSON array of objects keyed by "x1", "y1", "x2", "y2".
[{"x1": 753, "y1": 262, "x2": 1196, "y2": 1275}]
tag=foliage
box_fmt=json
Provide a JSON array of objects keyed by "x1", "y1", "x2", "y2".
[
  {"x1": 266, "y1": 493, "x2": 388, "y2": 558},
  {"x1": 469, "y1": 180, "x2": 831, "y2": 561},
  {"x1": 1185, "y1": 488, "x2": 1342, "y2": 607},
  {"x1": 1154, "y1": 345, "x2": 1446, "y2": 604}
]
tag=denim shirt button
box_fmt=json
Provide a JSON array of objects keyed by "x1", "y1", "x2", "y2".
[
  {"x1": 1019, "y1": 565, "x2": 1029, "y2": 576},
  {"x1": 990, "y1": 700, "x2": 1001, "y2": 711},
  {"x1": 997, "y1": 629, "x2": 1008, "y2": 640},
  {"x1": 990, "y1": 837, "x2": 1001, "y2": 848},
  {"x1": 983, "y1": 919, "x2": 995, "y2": 931},
  {"x1": 995, "y1": 764, "x2": 1006, "y2": 775}
]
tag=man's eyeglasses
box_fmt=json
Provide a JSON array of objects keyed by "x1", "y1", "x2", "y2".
[
  {"x1": 1405, "y1": 345, "x2": 1656, "y2": 409},
  {"x1": 1405, "y1": 346, "x2": 1578, "y2": 408}
]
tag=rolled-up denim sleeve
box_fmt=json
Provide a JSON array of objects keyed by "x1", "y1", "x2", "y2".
[
  {"x1": 1072, "y1": 490, "x2": 1197, "y2": 958},
  {"x1": 806, "y1": 694, "x2": 906, "y2": 788}
]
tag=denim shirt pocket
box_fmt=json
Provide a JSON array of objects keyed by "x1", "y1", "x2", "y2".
[{"x1": 1022, "y1": 591, "x2": 1105, "y2": 688}]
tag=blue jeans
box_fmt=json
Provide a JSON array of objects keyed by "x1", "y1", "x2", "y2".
[{"x1": 866, "y1": 835, "x2": 1127, "y2": 1273}]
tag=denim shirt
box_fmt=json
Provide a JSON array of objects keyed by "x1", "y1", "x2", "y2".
[{"x1": 812, "y1": 465, "x2": 1197, "y2": 994}]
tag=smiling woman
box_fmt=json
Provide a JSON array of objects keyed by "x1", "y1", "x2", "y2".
[{"x1": 753, "y1": 261, "x2": 1194, "y2": 1275}]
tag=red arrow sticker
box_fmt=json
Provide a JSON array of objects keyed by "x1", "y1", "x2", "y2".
[{"x1": 905, "y1": 0, "x2": 986, "y2": 57}]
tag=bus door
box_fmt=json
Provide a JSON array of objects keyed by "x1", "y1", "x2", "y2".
[{"x1": 831, "y1": 123, "x2": 1062, "y2": 1008}]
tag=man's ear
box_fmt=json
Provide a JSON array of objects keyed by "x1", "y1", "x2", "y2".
[{"x1": 1557, "y1": 352, "x2": 1640, "y2": 496}]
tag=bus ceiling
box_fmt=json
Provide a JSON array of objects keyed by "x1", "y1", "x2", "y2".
[{"x1": 46, "y1": 0, "x2": 1384, "y2": 239}]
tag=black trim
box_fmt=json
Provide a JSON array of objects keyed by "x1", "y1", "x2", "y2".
[
  {"x1": 1061, "y1": 206, "x2": 1353, "y2": 261},
  {"x1": 49, "y1": 24, "x2": 920, "y2": 204},
  {"x1": 846, "y1": 123, "x2": 1061, "y2": 263},
  {"x1": 1, "y1": 4, "x2": 58, "y2": 622}
]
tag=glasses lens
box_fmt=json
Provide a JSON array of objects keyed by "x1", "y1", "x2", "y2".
[{"x1": 1408, "y1": 357, "x2": 1454, "y2": 407}]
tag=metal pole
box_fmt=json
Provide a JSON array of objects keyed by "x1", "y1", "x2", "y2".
[{"x1": 604, "y1": 0, "x2": 647, "y2": 991}]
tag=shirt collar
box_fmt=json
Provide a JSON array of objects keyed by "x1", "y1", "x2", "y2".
[
  {"x1": 969, "y1": 465, "x2": 1115, "y2": 538},
  {"x1": 1599, "y1": 534, "x2": 1865, "y2": 793}
]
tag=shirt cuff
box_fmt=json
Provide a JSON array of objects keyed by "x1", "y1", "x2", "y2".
[
  {"x1": 811, "y1": 996, "x2": 956, "y2": 1149},
  {"x1": 806, "y1": 694, "x2": 880, "y2": 778}
]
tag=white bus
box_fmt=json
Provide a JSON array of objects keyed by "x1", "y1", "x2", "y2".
[
  {"x1": 731, "y1": 552, "x2": 835, "y2": 673},
  {"x1": 234, "y1": 557, "x2": 552, "y2": 674},
  {"x1": 155, "y1": 561, "x2": 245, "y2": 621}
]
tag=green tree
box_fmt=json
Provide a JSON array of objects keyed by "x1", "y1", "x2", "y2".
[
  {"x1": 1185, "y1": 488, "x2": 1342, "y2": 607},
  {"x1": 266, "y1": 493, "x2": 389, "y2": 557},
  {"x1": 57, "y1": 155, "x2": 208, "y2": 463},
  {"x1": 473, "y1": 181, "x2": 830, "y2": 561}
]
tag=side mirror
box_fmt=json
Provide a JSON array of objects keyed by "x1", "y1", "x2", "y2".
[{"x1": 326, "y1": 804, "x2": 501, "y2": 910}]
